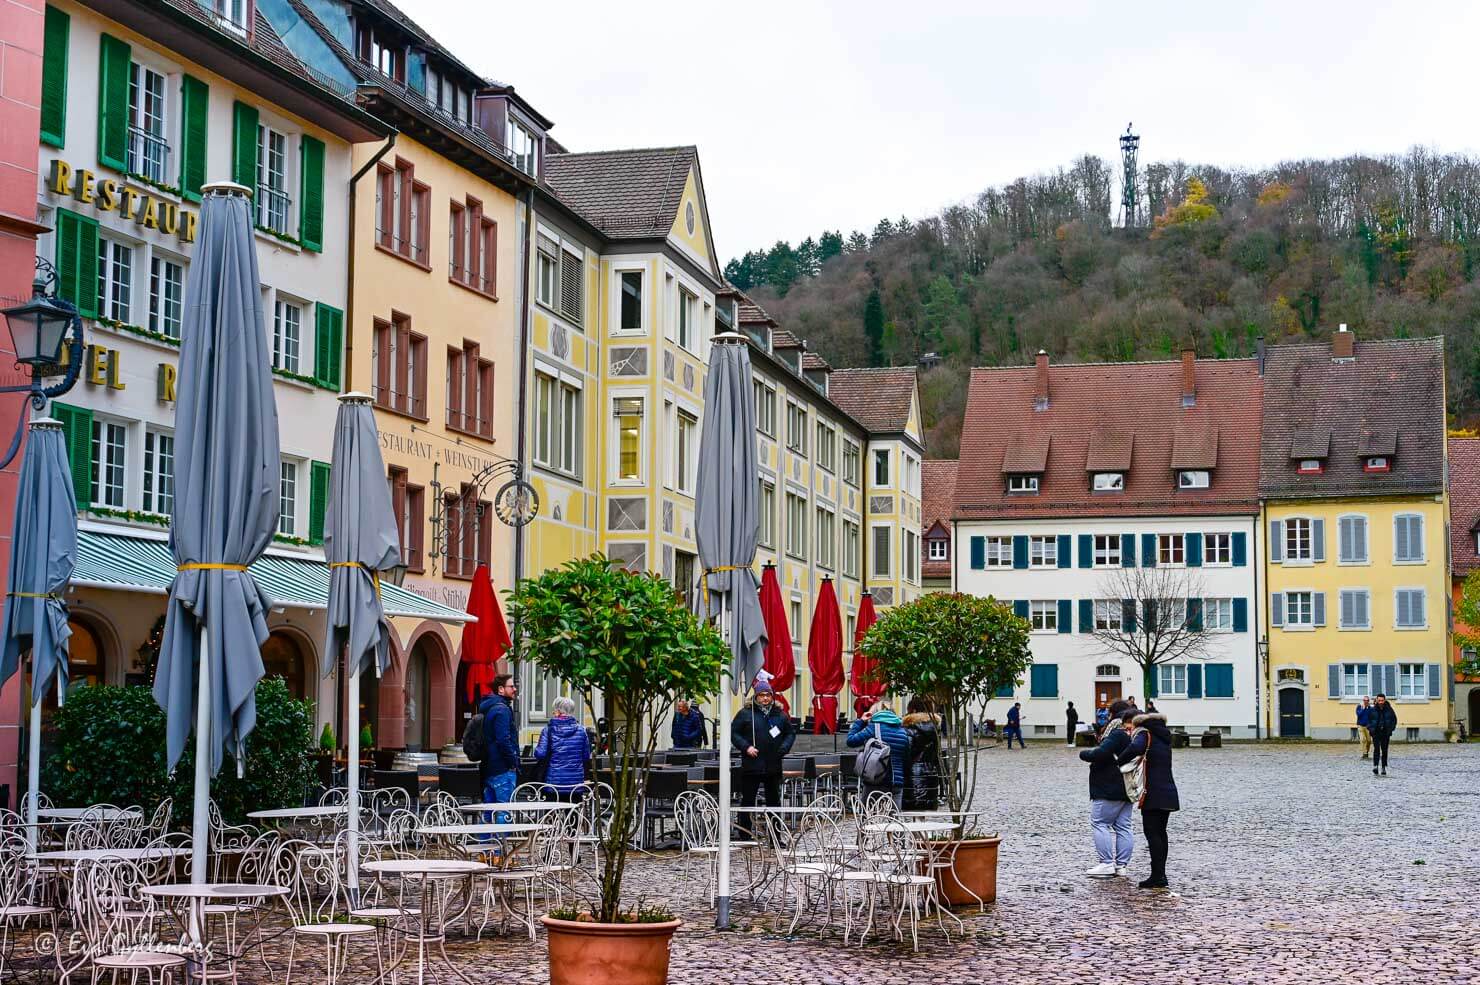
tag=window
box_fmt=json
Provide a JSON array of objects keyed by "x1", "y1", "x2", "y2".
[
  {"x1": 127, "y1": 63, "x2": 167, "y2": 183},
  {"x1": 1157, "y1": 598, "x2": 1187, "y2": 630},
  {"x1": 443, "y1": 484, "x2": 493, "y2": 579},
  {"x1": 1284, "y1": 518, "x2": 1313, "y2": 562},
  {"x1": 388, "y1": 467, "x2": 425, "y2": 572},
  {"x1": 1007, "y1": 474, "x2": 1039, "y2": 494},
  {"x1": 1338, "y1": 515, "x2": 1369, "y2": 563},
  {"x1": 256, "y1": 124, "x2": 290, "y2": 235},
  {"x1": 206, "y1": 0, "x2": 249, "y2": 33},
  {"x1": 1364, "y1": 456, "x2": 1390, "y2": 473},
  {"x1": 1297, "y1": 458, "x2": 1324, "y2": 474},
  {"x1": 89, "y1": 419, "x2": 126, "y2": 508},
  {"x1": 785, "y1": 493, "x2": 807, "y2": 559},
  {"x1": 449, "y1": 198, "x2": 496, "y2": 295},
  {"x1": 1093, "y1": 600, "x2": 1122, "y2": 632},
  {"x1": 872, "y1": 525, "x2": 891, "y2": 577},
  {"x1": 358, "y1": 23, "x2": 405, "y2": 80},
  {"x1": 371, "y1": 314, "x2": 427, "y2": 418},
  {"x1": 1393, "y1": 514, "x2": 1424, "y2": 563},
  {"x1": 673, "y1": 551, "x2": 697, "y2": 607},
  {"x1": 1204, "y1": 532, "x2": 1232, "y2": 566},
  {"x1": 376, "y1": 160, "x2": 428, "y2": 265},
  {"x1": 96, "y1": 237, "x2": 133, "y2": 323},
  {"x1": 1177, "y1": 470, "x2": 1210, "y2": 489},
  {"x1": 873, "y1": 449, "x2": 890, "y2": 486},
  {"x1": 758, "y1": 482, "x2": 775, "y2": 547},
  {"x1": 272, "y1": 299, "x2": 302, "y2": 373},
  {"x1": 536, "y1": 237, "x2": 558, "y2": 308},
  {"x1": 619, "y1": 271, "x2": 643, "y2": 331},
  {"x1": 842, "y1": 442, "x2": 861, "y2": 486},
  {"x1": 1341, "y1": 663, "x2": 1371, "y2": 698},
  {"x1": 904, "y1": 455, "x2": 920, "y2": 498},
  {"x1": 507, "y1": 117, "x2": 538, "y2": 176},
  {"x1": 148, "y1": 256, "x2": 183, "y2": 339},
  {"x1": 560, "y1": 250, "x2": 583, "y2": 323},
  {"x1": 533, "y1": 372, "x2": 580, "y2": 476},
  {"x1": 786, "y1": 403, "x2": 807, "y2": 454},
  {"x1": 1203, "y1": 598, "x2": 1233, "y2": 632},
  {"x1": 928, "y1": 538, "x2": 949, "y2": 560},
  {"x1": 1028, "y1": 600, "x2": 1057, "y2": 632},
  {"x1": 1398, "y1": 663, "x2": 1426, "y2": 698},
  {"x1": 1092, "y1": 472, "x2": 1124, "y2": 491},
  {"x1": 1028, "y1": 535, "x2": 1057, "y2": 568},
  {"x1": 1394, "y1": 588, "x2": 1426, "y2": 629},
  {"x1": 816, "y1": 424, "x2": 836, "y2": 473},
  {"x1": 142, "y1": 429, "x2": 173, "y2": 515},
  {"x1": 1158, "y1": 533, "x2": 1186, "y2": 566},
  {"x1": 1083, "y1": 534, "x2": 1117, "y2": 567},
  {"x1": 754, "y1": 381, "x2": 776, "y2": 436},
  {"x1": 843, "y1": 520, "x2": 861, "y2": 577},
  {"x1": 612, "y1": 397, "x2": 643, "y2": 482},
  {"x1": 816, "y1": 506, "x2": 837, "y2": 569},
  {"x1": 790, "y1": 599, "x2": 802, "y2": 644},
  {"x1": 984, "y1": 536, "x2": 1012, "y2": 568},
  {"x1": 1158, "y1": 664, "x2": 1188, "y2": 697},
  {"x1": 675, "y1": 411, "x2": 697, "y2": 493},
  {"x1": 677, "y1": 288, "x2": 697, "y2": 350},
  {"x1": 904, "y1": 529, "x2": 919, "y2": 582},
  {"x1": 278, "y1": 460, "x2": 298, "y2": 536},
  {"x1": 1339, "y1": 589, "x2": 1370, "y2": 629},
  {"x1": 445, "y1": 341, "x2": 495, "y2": 440},
  {"x1": 1285, "y1": 590, "x2": 1314, "y2": 627}
]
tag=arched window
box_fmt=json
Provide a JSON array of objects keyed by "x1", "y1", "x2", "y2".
[
  {"x1": 260, "y1": 631, "x2": 309, "y2": 701},
  {"x1": 1095, "y1": 664, "x2": 1120, "y2": 678},
  {"x1": 404, "y1": 641, "x2": 432, "y2": 750},
  {"x1": 44, "y1": 618, "x2": 107, "y2": 724}
]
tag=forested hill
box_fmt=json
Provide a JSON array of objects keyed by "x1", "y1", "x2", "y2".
[{"x1": 728, "y1": 150, "x2": 1480, "y2": 458}]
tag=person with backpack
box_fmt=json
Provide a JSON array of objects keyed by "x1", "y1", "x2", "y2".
[
  {"x1": 847, "y1": 702, "x2": 912, "y2": 808},
  {"x1": 1116, "y1": 710, "x2": 1180, "y2": 889},
  {"x1": 534, "y1": 696, "x2": 592, "y2": 799},
  {"x1": 476, "y1": 675, "x2": 521, "y2": 811},
  {"x1": 1369, "y1": 693, "x2": 1398, "y2": 776},
  {"x1": 1078, "y1": 699, "x2": 1133, "y2": 878},
  {"x1": 730, "y1": 681, "x2": 795, "y2": 824}
]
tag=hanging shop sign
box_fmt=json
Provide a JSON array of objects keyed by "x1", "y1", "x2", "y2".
[{"x1": 48, "y1": 160, "x2": 198, "y2": 243}]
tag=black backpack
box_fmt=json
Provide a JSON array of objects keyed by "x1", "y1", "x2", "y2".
[{"x1": 461, "y1": 712, "x2": 486, "y2": 762}]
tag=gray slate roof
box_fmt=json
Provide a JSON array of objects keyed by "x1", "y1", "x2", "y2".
[{"x1": 543, "y1": 147, "x2": 697, "y2": 240}]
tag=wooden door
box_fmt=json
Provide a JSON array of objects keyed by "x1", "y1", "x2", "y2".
[{"x1": 1095, "y1": 681, "x2": 1122, "y2": 709}]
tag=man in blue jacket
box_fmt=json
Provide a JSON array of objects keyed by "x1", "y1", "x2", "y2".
[
  {"x1": 1003, "y1": 702, "x2": 1026, "y2": 749},
  {"x1": 1355, "y1": 696, "x2": 1373, "y2": 759},
  {"x1": 670, "y1": 698, "x2": 707, "y2": 749},
  {"x1": 847, "y1": 703, "x2": 912, "y2": 808},
  {"x1": 478, "y1": 674, "x2": 521, "y2": 809}
]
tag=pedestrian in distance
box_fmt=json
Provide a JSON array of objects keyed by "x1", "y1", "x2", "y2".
[
  {"x1": 671, "y1": 697, "x2": 707, "y2": 749},
  {"x1": 1116, "y1": 709, "x2": 1180, "y2": 890},
  {"x1": 533, "y1": 695, "x2": 592, "y2": 799},
  {"x1": 1144, "y1": 699, "x2": 1159, "y2": 715},
  {"x1": 1004, "y1": 702, "x2": 1026, "y2": 749},
  {"x1": 1065, "y1": 700, "x2": 1080, "y2": 746},
  {"x1": 1369, "y1": 693, "x2": 1398, "y2": 776},
  {"x1": 1355, "y1": 696, "x2": 1374, "y2": 759},
  {"x1": 902, "y1": 696, "x2": 942, "y2": 811},
  {"x1": 730, "y1": 680, "x2": 796, "y2": 828},
  {"x1": 1095, "y1": 705, "x2": 1110, "y2": 731},
  {"x1": 1080, "y1": 699, "x2": 1135, "y2": 877},
  {"x1": 478, "y1": 674, "x2": 521, "y2": 820},
  {"x1": 848, "y1": 701, "x2": 912, "y2": 809}
]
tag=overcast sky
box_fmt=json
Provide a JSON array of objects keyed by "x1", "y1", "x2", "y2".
[{"x1": 399, "y1": 0, "x2": 1480, "y2": 261}]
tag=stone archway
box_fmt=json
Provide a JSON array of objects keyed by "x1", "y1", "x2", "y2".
[
  {"x1": 261, "y1": 628, "x2": 314, "y2": 703},
  {"x1": 401, "y1": 622, "x2": 455, "y2": 751}
]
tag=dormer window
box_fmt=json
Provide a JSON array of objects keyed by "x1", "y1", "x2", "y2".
[
  {"x1": 507, "y1": 118, "x2": 539, "y2": 177},
  {"x1": 1363, "y1": 456, "x2": 1390, "y2": 473},
  {"x1": 1092, "y1": 472, "x2": 1124, "y2": 492},
  {"x1": 927, "y1": 538, "x2": 949, "y2": 561},
  {"x1": 1177, "y1": 470, "x2": 1210, "y2": 489},
  {"x1": 1007, "y1": 474, "x2": 1040, "y2": 495},
  {"x1": 1297, "y1": 459, "x2": 1325, "y2": 475}
]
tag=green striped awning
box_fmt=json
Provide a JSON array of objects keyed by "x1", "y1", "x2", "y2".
[{"x1": 72, "y1": 529, "x2": 472, "y2": 624}]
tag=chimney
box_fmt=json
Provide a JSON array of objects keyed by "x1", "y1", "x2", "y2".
[
  {"x1": 1034, "y1": 350, "x2": 1049, "y2": 411},
  {"x1": 1256, "y1": 336, "x2": 1266, "y2": 375},
  {"x1": 1333, "y1": 324, "x2": 1354, "y2": 361},
  {"x1": 1181, "y1": 348, "x2": 1196, "y2": 407}
]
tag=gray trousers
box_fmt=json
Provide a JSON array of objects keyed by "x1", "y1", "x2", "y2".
[{"x1": 1090, "y1": 799, "x2": 1134, "y2": 866}]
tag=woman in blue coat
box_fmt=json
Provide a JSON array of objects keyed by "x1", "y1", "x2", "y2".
[
  {"x1": 535, "y1": 696, "x2": 593, "y2": 797},
  {"x1": 847, "y1": 703, "x2": 912, "y2": 808},
  {"x1": 1116, "y1": 711, "x2": 1179, "y2": 889}
]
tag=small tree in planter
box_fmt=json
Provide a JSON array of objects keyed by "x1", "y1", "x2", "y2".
[
  {"x1": 510, "y1": 555, "x2": 726, "y2": 983},
  {"x1": 863, "y1": 592, "x2": 1031, "y2": 904}
]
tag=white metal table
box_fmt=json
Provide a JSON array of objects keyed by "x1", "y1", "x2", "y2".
[
  {"x1": 30, "y1": 846, "x2": 189, "y2": 863},
  {"x1": 36, "y1": 807, "x2": 141, "y2": 822},
  {"x1": 245, "y1": 805, "x2": 348, "y2": 821},
  {"x1": 142, "y1": 882, "x2": 290, "y2": 984},
  {"x1": 362, "y1": 858, "x2": 488, "y2": 984}
]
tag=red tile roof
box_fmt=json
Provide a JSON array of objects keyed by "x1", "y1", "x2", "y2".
[
  {"x1": 543, "y1": 146, "x2": 698, "y2": 241},
  {"x1": 955, "y1": 357, "x2": 1263, "y2": 520},
  {"x1": 922, "y1": 460, "x2": 957, "y2": 579},
  {"x1": 1450, "y1": 437, "x2": 1480, "y2": 577},
  {"x1": 828, "y1": 368, "x2": 918, "y2": 435}
]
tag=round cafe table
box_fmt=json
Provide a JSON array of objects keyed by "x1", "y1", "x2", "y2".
[
  {"x1": 456, "y1": 802, "x2": 576, "y2": 815},
  {"x1": 37, "y1": 807, "x2": 141, "y2": 822},
  {"x1": 862, "y1": 819, "x2": 958, "y2": 835},
  {"x1": 362, "y1": 858, "x2": 488, "y2": 985},
  {"x1": 142, "y1": 882, "x2": 289, "y2": 984},
  {"x1": 245, "y1": 805, "x2": 348, "y2": 821}
]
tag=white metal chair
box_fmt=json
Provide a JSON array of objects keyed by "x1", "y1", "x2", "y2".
[
  {"x1": 0, "y1": 832, "x2": 54, "y2": 979},
  {"x1": 69, "y1": 856, "x2": 188, "y2": 985},
  {"x1": 272, "y1": 838, "x2": 376, "y2": 985}
]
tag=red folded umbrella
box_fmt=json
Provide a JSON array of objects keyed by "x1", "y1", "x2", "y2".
[
  {"x1": 807, "y1": 577, "x2": 844, "y2": 734},
  {"x1": 462, "y1": 564, "x2": 511, "y2": 703},
  {"x1": 758, "y1": 565, "x2": 795, "y2": 714},
  {"x1": 849, "y1": 591, "x2": 884, "y2": 718}
]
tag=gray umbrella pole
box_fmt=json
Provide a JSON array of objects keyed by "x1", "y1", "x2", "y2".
[
  {"x1": 189, "y1": 627, "x2": 210, "y2": 949},
  {"x1": 347, "y1": 665, "x2": 360, "y2": 897},
  {"x1": 715, "y1": 594, "x2": 732, "y2": 930},
  {"x1": 26, "y1": 692, "x2": 41, "y2": 853}
]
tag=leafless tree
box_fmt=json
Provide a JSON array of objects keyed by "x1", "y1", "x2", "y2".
[{"x1": 1088, "y1": 565, "x2": 1212, "y2": 700}]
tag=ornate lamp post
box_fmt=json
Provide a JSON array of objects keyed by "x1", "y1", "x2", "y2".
[{"x1": 0, "y1": 258, "x2": 85, "y2": 468}]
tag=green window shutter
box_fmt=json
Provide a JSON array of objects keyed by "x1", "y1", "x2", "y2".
[
  {"x1": 1078, "y1": 598, "x2": 1093, "y2": 633},
  {"x1": 994, "y1": 682, "x2": 1014, "y2": 698},
  {"x1": 40, "y1": 6, "x2": 69, "y2": 147},
  {"x1": 1187, "y1": 664, "x2": 1203, "y2": 699},
  {"x1": 54, "y1": 208, "x2": 98, "y2": 318},
  {"x1": 178, "y1": 75, "x2": 209, "y2": 201},
  {"x1": 96, "y1": 33, "x2": 130, "y2": 171},
  {"x1": 308, "y1": 460, "x2": 332, "y2": 544},
  {"x1": 1077, "y1": 534, "x2": 1092, "y2": 568},
  {"x1": 969, "y1": 536, "x2": 984, "y2": 570},
  {"x1": 232, "y1": 101, "x2": 259, "y2": 189},
  {"x1": 1030, "y1": 664, "x2": 1058, "y2": 698},
  {"x1": 51, "y1": 401, "x2": 93, "y2": 505},
  {"x1": 1056, "y1": 534, "x2": 1071, "y2": 569},
  {"x1": 299, "y1": 135, "x2": 325, "y2": 252},
  {"x1": 314, "y1": 303, "x2": 344, "y2": 389},
  {"x1": 1012, "y1": 599, "x2": 1029, "y2": 619}
]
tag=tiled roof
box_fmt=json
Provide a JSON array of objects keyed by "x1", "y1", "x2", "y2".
[
  {"x1": 1450, "y1": 438, "x2": 1480, "y2": 576},
  {"x1": 738, "y1": 298, "x2": 777, "y2": 326},
  {"x1": 1259, "y1": 337, "x2": 1445, "y2": 500},
  {"x1": 922, "y1": 460, "x2": 957, "y2": 579},
  {"x1": 955, "y1": 357, "x2": 1263, "y2": 520},
  {"x1": 354, "y1": 0, "x2": 493, "y2": 85},
  {"x1": 1289, "y1": 427, "x2": 1332, "y2": 460},
  {"x1": 801, "y1": 352, "x2": 832, "y2": 372},
  {"x1": 543, "y1": 146, "x2": 697, "y2": 240},
  {"x1": 1085, "y1": 429, "x2": 1134, "y2": 472},
  {"x1": 828, "y1": 368, "x2": 918, "y2": 434},
  {"x1": 771, "y1": 330, "x2": 802, "y2": 349}
]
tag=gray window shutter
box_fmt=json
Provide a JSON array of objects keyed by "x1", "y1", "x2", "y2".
[
  {"x1": 1328, "y1": 663, "x2": 1342, "y2": 699},
  {"x1": 1354, "y1": 517, "x2": 1367, "y2": 562},
  {"x1": 1383, "y1": 664, "x2": 1398, "y2": 697},
  {"x1": 1396, "y1": 591, "x2": 1409, "y2": 627},
  {"x1": 1356, "y1": 591, "x2": 1368, "y2": 628},
  {"x1": 1427, "y1": 663, "x2": 1442, "y2": 698},
  {"x1": 1312, "y1": 518, "x2": 1325, "y2": 562},
  {"x1": 1269, "y1": 520, "x2": 1283, "y2": 562},
  {"x1": 1339, "y1": 518, "x2": 1353, "y2": 562},
  {"x1": 1271, "y1": 592, "x2": 1283, "y2": 627},
  {"x1": 1415, "y1": 589, "x2": 1425, "y2": 627},
  {"x1": 1313, "y1": 592, "x2": 1326, "y2": 627},
  {"x1": 1340, "y1": 590, "x2": 1354, "y2": 628}
]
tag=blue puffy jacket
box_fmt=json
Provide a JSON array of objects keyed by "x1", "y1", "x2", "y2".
[
  {"x1": 479, "y1": 693, "x2": 520, "y2": 778},
  {"x1": 1356, "y1": 704, "x2": 1372, "y2": 728},
  {"x1": 671, "y1": 707, "x2": 707, "y2": 748},
  {"x1": 847, "y1": 709, "x2": 912, "y2": 787},
  {"x1": 534, "y1": 715, "x2": 591, "y2": 789}
]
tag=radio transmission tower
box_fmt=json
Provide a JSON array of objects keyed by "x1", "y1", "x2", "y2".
[{"x1": 1119, "y1": 123, "x2": 1140, "y2": 228}]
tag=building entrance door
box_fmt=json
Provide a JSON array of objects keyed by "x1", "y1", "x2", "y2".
[
  {"x1": 1278, "y1": 687, "x2": 1306, "y2": 737},
  {"x1": 1095, "y1": 681, "x2": 1122, "y2": 710},
  {"x1": 1468, "y1": 689, "x2": 1480, "y2": 737}
]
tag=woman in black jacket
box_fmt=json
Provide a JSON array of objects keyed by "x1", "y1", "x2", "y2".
[
  {"x1": 902, "y1": 697, "x2": 942, "y2": 810},
  {"x1": 1116, "y1": 712, "x2": 1179, "y2": 889}
]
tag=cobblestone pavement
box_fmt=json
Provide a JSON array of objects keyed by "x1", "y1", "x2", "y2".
[{"x1": 9, "y1": 742, "x2": 1478, "y2": 984}]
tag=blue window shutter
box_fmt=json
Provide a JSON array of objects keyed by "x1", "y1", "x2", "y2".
[
  {"x1": 1427, "y1": 663, "x2": 1441, "y2": 699},
  {"x1": 1313, "y1": 592, "x2": 1326, "y2": 627},
  {"x1": 1207, "y1": 664, "x2": 1234, "y2": 698},
  {"x1": 970, "y1": 536, "x2": 985, "y2": 570},
  {"x1": 1078, "y1": 534, "x2": 1093, "y2": 568},
  {"x1": 1269, "y1": 520, "x2": 1283, "y2": 562},
  {"x1": 995, "y1": 682, "x2": 1015, "y2": 698},
  {"x1": 1187, "y1": 664, "x2": 1203, "y2": 699},
  {"x1": 1186, "y1": 597, "x2": 1203, "y2": 632},
  {"x1": 1013, "y1": 599, "x2": 1029, "y2": 619},
  {"x1": 1122, "y1": 598, "x2": 1136, "y2": 633},
  {"x1": 1031, "y1": 664, "x2": 1058, "y2": 698},
  {"x1": 1327, "y1": 664, "x2": 1342, "y2": 700},
  {"x1": 1079, "y1": 598, "x2": 1093, "y2": 633},
  {"x1": 1148, "y1": 668, "x2": 1159, "y2": 698},
  {"x1": 1186, "y1": 532, "x2": 1202, "y2": 567},
  {"x1": 1312, "y1": 518, "x2": 1326, "y2": 562},
  {"x1": 1143, "y1": 599, "x2": 1157, "y2": 631},
  {"x1": 1141, "y1": 533, "x2": 1157, "y2": 567},
  {"x1": 1122, "y1": 533, "x2": 1135, "y2": 567},
  {"x1": 1057, "y1": 534, "x2": 1072, "y2": 568},
  {"x1": 1232, "y1": 531, "x2": 1248, "y2": 566},
  {"x1": 1057, "y1": 599, "x2": 1072, "y2": 633},
  {"x1": 1271, "y1": 592, "x2": 1283, "y2": 627},
  {"x1": 1012, "y1": 535, "x2": 1028, "y2": 569},
  {"x1": 1232, "y1": 597, "x2": 1248, "y2": 633}
]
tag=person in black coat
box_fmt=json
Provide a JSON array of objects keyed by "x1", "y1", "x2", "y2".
[
  {"x1": 902, "y1": 697, "x2": 942, "y2": 811},
  {"x1": 1369, "y1": 693, "x2": 1399, "y2": 775},
  {"x1": 1065, "y1": 701, "x2": 1080, "y2": 746},
  {"x1": 1116, "y1": 712, "x2": 1179, "y2": 889},
  {"x1": 730, "y1": 681, "x2": 796, "y2": 823},
  {"x1": 1079, "y1": 699, "x2": 1133, "y2": 877}
]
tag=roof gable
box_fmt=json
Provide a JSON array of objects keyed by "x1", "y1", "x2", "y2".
[
  {"x1": 828, "y1": 367, "x2": 919, "y2": 436},
  {"x1": 1451, "y1": 437, "x2": 1480, "y2": 576},
  {"x1": 665, "y1": 163, "x2": 721, "y2": 280}
]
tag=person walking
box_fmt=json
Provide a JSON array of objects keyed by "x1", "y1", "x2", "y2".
[
  {"x1": 478, "y1": 674, "x2": 521, "y2": 811},
  {"x1": 903, "y1": 697, "x2": 942, "y2": 810},
  {"x1": 1356, "y1": 696, "x2": 1373, "y2": 759},
  {"x1": 848, "y1": 702, "x2": 912, "y2": 809},
  {"x1": 533, "y1": 695, "x2": 592, "y2": 799},
  {"x1": 1095, "y1": 704, "x2": 1110, "y2": 730},
  {"x1": 1079, "y1": 699, "x2": 1134, "y2": 877},
  {"x1": 671, "y1": 697, "x2": 707, "y2": 749},
  {"x1": 731, "y1": 681, "x2": 796, "y2": 822},
  {"x1": 1117, "y1": 709, "x2": 1179, "y2": 889},
  {"x1": 1065, "y1": 701, "x2": 1080, "y2": 746},
  {"x1": 1003, "y1": 702, "x2": 1026, "y2": 749},
  {"x1": 1369, "y1": 693, "x2": 1398, "y2": 776}
]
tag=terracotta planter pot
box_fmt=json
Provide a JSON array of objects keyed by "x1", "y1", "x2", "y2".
[
  {"x1": 541, "y1": 915, "x2": 682, "y2": 985},
  {"x1": 934, "y1": 835, "x2": 1000, "y2": 906}
]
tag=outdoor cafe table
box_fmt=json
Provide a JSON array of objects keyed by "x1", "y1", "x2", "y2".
[
  {"x1": 362, "y1": 858, "x2": 488, "y2": 985},
  {"x1": 901, "y1": 809, "x2": 987, "y2": 821},
  {"x1": 141, "y1": 882, "x2": 289, "y2": 984},
  {"x1": 36, "y1": 807, "x2": 141, "y2": 822},
  {"x1": 862, "y1": 820, "x2": 959, "y2": 835},
  {"x1": 456, "y1": 802, "x2": 575, "y2": 815},
  {"x1": 31, "y1": 846, "x2": 190, "y2": 863},
  {"x1": 245, "y1": 805, "x2": 348, "y2": 821}
]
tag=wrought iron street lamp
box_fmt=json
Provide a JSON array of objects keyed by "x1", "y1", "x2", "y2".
[{"x1": 0, "y1": 258, "x2": 85, "y2": 469}]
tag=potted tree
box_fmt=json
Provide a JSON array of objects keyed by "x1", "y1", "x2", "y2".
[
  {"x1": 509, "y1": 555, "x2": 726, "y2": 985},
  {"x1": 863, "y1": 592, "x2": 1031, "y2": 905}
]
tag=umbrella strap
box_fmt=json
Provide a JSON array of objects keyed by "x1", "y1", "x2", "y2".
[
  {"x1": 699, "y1": 564, "x2": 746, "y2": 611},
  {"x1": 6, "y1": 592, "x2": 59, "y2": 600},
  {"x1": 330, "y1": 561, "x2": 382, "y2": 597},
  {"x1": 177, "y1": 564, "x2": 248, "y2": 571}
]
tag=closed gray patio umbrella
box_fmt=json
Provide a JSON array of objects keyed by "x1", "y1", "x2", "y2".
[
  {"x1": 693, "y1": 332, "x2": 767, "y2": 929},
  {"x1": 153, "y1": 184, "x2": 280, "y2": 886},
  {"x1": 322, "y1": 393, "x2": 401, "y2": 894},
  {"x1": 0, "y1": 418, "x2": 76, "y2": 849}
]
